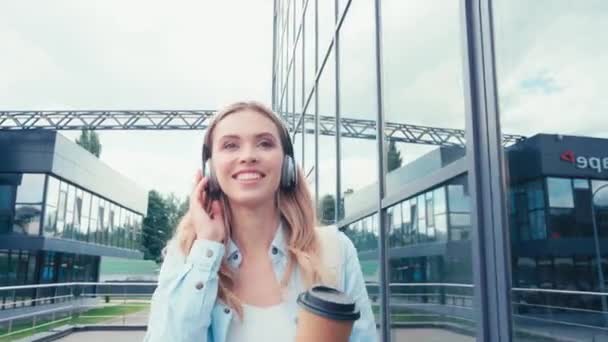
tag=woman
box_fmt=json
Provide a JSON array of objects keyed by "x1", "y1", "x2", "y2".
[{"x1": 144, "y1": 101, "x2": 376, "y2": 341}]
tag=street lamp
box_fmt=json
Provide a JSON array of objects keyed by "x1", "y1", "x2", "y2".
[{"x1": 591, "y1": 183, "x2": 608, "y2": 319}]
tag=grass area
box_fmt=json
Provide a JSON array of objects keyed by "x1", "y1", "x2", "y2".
[
  {"x1": 0, "y1": 302, "x2": 149, "y2": 342},
  {"x1": 99, "y1": 256, "x2": 159, "y2": 277}
]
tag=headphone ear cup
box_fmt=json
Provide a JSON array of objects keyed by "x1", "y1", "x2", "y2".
[
  {"x1": 206, "y1": 161, "x2": 222, "y2": 200},
  {"x1": 281, "y1": 155, "x2": 297, "y2": 192}
]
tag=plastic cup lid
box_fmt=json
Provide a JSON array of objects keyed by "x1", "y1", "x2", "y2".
[{"x1": 297, "y1": 285, "x2": 361, "y2": 321}]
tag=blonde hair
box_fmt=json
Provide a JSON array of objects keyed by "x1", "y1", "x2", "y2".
[{"x1": 169, "y1": 101, "x2": 327, "y2": 318}]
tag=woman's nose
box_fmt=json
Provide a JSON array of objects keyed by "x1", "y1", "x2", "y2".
[
  {"x1": 239, "y1": 155, "x2": 258, "y2": 163},
  {"x1": 238, "y1": 146, "x2": 258, "y2": 163}
]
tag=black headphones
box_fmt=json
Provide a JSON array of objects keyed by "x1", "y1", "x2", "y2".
[{"x1": 201, "y1": 116, "x2": 297, "y2": 200}]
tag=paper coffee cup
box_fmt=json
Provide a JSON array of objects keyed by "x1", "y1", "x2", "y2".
[{"x1": 295, "y1": 285, "x2": 360, "y2": 342}]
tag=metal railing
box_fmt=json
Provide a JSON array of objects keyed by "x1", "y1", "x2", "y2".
[
  {"x1": 3, "y1": 282, "x2": 608, "y2": 340},
  {"x1": 0, "y1": 282, "x2": 156, "y2": 340},
  {"x1": 511, "y1": 287, "x2": 608, "y2": 340}
]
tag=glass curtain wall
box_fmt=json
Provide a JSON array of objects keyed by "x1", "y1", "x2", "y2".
[
  {"x1": 0, "y1": 250, "x2": 99, "y2": 309},
  {"x1": 273, "y1": 0, "x2": 384, "y2": 336},
  {"x1": 41, "y1": 174, "x2": 143, "y2": 250},
  {"x1": 380, "y1": 1, "x2": 476, "y2": 340},
  {"x1": 275, "y1": 0, "x2": 608, "y2": 341},
  {"x1": 273, "y1": 0, "x2": 476, "y2": 340},
  {"x1": 493, "y1": 1, "x2": 608, "y2": 340}
]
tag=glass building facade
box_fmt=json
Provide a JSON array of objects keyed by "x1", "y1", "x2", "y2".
[
  {"x1": 0, "y1": 130, "x2": 147, "y2": 309},
  {"x1": 1, "y1": 173, "x2": 143, "y2": 248},
  {"x1": 273, "y1": 1, "x2": 608, "y2": 341}
]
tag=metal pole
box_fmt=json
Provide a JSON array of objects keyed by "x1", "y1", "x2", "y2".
[
  {"x1": 591, "y1": 183, "x2": 608, "y2": 322},
  {"x1": 272, "y1": 0, "x2": 278, "y2": 110},
  {"x1": 373, "y1": 0, "x2": 390, "y2": 339}
]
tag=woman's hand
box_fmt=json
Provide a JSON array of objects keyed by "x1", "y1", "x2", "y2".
[{"x1": 188, "y1": 169, "x2": 226, "y2": 243}]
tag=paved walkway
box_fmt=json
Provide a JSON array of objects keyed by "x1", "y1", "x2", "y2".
[
  {"x1": 58, "y1": 330, "x2": 145, "y2": 341},
  {"x1": 55, "y1": 328, "x2": 470, "y2": 342},
  {"x1": 392, "y1": 328, "x2": 474, "y2": 341}
]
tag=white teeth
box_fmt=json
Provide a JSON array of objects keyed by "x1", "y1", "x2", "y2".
[{"x1": 236, "y1": 172, "x2": 262, "y2": 180}]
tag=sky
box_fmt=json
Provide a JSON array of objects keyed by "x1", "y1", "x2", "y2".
[
  {"x1": 0, "y1": 1, "x2": 273, "y2": 198},
  {"x1": 1, "y1": 1, "x2": 607, "y2": 202}
]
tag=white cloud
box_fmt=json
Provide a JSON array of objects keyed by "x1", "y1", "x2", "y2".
[
  {"x1": 495, "y1": 1, "x2": 608, "y2": 138},
  {"x1": 4, "y1": 0, "x2": 608, "y2": 202},
  {"x1": 1, "y1": 1, "x2": 273, "y2": 198}
]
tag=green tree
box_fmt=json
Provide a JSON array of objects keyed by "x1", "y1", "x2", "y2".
[
  {"x1": 142, "y1": 191, "x2": 171, "y2": 263},
  {"x1": 89, "y1": 130, "x2": 102, "y2": 157},
  {"x1": 142, "y1": 191, "x2": 189, "y2": 263},
  {"x1": 165, "y1": 193, "x2": 189, "y2": 229},
  {"x1": 76, "y1": 130, "x2": 90, "y2": 151},
  {"x1": 75, "y1": 129, "x2": 102, "y2": 158},
  {"x1": 387, "y1": 140, "x2": 403, "y2": 172}
]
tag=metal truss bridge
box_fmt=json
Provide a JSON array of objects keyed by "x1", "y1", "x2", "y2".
[{"x1": 0, "y1": 110, "x2": 525, "y2": 147}]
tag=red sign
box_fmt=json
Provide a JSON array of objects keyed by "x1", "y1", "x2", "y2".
[{"x1": 560, "y1": 150, "x2": 575, "y2": 163}]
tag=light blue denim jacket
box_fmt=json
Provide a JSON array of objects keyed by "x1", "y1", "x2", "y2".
[{"x1": 143, "y1": 224, "x2": 377, "y2": 341}]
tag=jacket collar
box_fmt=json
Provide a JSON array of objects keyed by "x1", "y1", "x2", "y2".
[{"x1": 226, "y1": 218, "x2": 288, "y2": 267}]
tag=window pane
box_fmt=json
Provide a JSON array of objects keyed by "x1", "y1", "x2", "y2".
[
  {"x1": 27, "y1": 252, "x2": 36, "y2": 284},
  {"x1": 45, "y1": 176, "x2": 60, "y2": 208},
  {"x1": 317, "y1": 49, "x2": 337, "y2": 224},
  {"x1": 341, "y1": 214, "x2": 380, "y2": 327},
  {"x1": 0, "y1": 185, "x2": 14, "y2": 234},
  {"x1": 64, "y1": 184, "x2": 75, "y2": 239},
  {"x1": 388, "y1": 204, "x2": 402, "y2": 248},
  {"x1": 55, "y1": 188, "x2": 67, "y2": 237},
  {"x1": 89, "y1": 195, "x2": 98, "y2": 243},
  {"x1": 0, "y1": 185, "x2": 14, "y2": 209},
  {"x1": 574, "y1": 179, "x2": 590, "y2": 189},
  {"x1": 450, "y1": 214, "x2": 471, "y2": 241},
  {"x1": 529, "y1": 210, "x2": 547, "y2": 240},
  {"x1": 434, "y1": 187, "x2": 447, "y2": 214},
  {"x1": 7, "y1": 251, "x2": 19, "y2": 285},
  {"x1": 547, "y1": 177, "x2": 574, "y2": 208},
  {"x1": 317, "y1": 0, "x2": 334, "y2": 59},
  {"x1": 0, "y1": 250, "x2": 8, "y2": 286},
  {"x1": 43, "y1": 205, "x2": 57, "y2": 236},
  {"x1": 80, "y1": 191, "x2": 91, "y2": 241},
  {"x1": 81, "y1": 191, "x2": 91, "y2": 220},
  {"x1": 447, "y1": 176, "x2": 470, "y2": 213},
  {"x1": 109, "y1": 204, "x2": 116, "y2": 246},
  {"x1": 16, "y1": 174, "x2": 45, "y2": 204},
  {"x1": 100, "y1": 200, "x2": 109, "y2": 245},
  {"x1": 303, "y1": 0, "x2": 315, "y2": 98},
  {"x1": 494, "y1": 0, "x2": 608, "y2": 338},
  {"x1": 13, "y1": 204, "x2": 42, "y2": 235},
  {"x1": 339, "y1": 0, "x2": 377, "y2": 219},
  {"x1": 526, "y1": 179, "x2": 545, "y2": 210},
  {"x1": 435, "y1": 213, "x2": 447, "y2": 242},
  {"x1": 303, "y1": 97, "x2": 316, "y2": 202}
]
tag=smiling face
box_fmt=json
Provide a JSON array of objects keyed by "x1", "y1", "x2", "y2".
[{"x1": 209, "y1": 109, "x2": 285, "y2": 207}]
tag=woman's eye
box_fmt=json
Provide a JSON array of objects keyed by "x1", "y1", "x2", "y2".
[
  {"x1": 223, "y1": 142, "x2": 238, "y2": 149},
  {"x1": 258, "y1": 140, "x2": 275, "y2": 148}
]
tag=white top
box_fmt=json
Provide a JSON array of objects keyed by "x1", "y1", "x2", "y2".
[{"x1": 226, "y1": 301, "x2": 296, "y2": 342}]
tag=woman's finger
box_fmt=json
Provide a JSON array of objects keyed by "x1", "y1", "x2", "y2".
[
  {"x1": 210, "y1": 200, "x2": 223, "y2": 220},
  {"x1": 195, "y1": 177, "x2": 208, "y2": 207},
  {"x1": 190, "y1": 176, "x2": 207, "y2": 208}
]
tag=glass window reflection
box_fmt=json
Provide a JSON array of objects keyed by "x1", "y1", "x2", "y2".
[
  {"x1": 15, "y1": 174, "x2": 45, "y2": 204},
  {"x1": 547, "y1": 177, "x2": 574, "y2": 208},
  {"x1": 494, "y1": 0, "x2": 608, "y2": 338}
]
